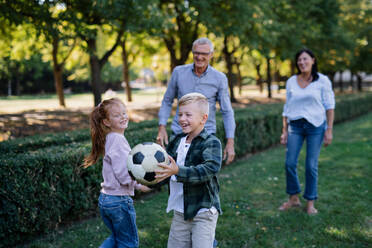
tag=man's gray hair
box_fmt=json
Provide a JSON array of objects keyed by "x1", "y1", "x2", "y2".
[{"x1": 192, "y1": 37, "x2": 214, "y2": 53}]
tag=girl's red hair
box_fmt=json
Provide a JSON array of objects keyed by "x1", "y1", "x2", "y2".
[{"x1": 82, "y1": 98, "x2": 125, "y2": 168}]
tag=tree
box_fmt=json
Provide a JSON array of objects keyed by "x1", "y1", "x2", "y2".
[
  {"x1": 342, "y1": 0, "x2": 372, "y2": 91},
  {"x1": 156, "y1": 0, "x2": 211, "y2": 71},
  {"x1": 204, "y1": 0, "x2": 258, "y2": 102},
  {"x1": 1, "y1": 0, "x2": 77, "y2": 106}
]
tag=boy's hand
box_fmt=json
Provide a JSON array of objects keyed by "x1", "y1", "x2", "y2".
[
  {"x1": 138, "y1": 185, "x2": 152, "y2": 193},
  {"x1": 155, "y1": 156, "x2": 179, "y2": 182}
]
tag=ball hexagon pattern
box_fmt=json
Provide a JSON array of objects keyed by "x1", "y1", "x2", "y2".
[{"x1": 127, "y1": 142, "x2": 169, "y2": 185}]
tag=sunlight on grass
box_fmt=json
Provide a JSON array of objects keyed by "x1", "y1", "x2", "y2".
[{"x1": 325, "y1": 226, "x2": 348, "y2": 239}]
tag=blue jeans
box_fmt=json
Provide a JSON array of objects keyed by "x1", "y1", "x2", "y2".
[
  {"x1": 285, "y1": 119, "x2": 325, "y2": 200},
  {"x1": 98, "y1": 193, "x2": 139, "y2": 248}
]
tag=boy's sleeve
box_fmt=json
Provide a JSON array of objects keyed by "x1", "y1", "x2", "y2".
[{"x1": 176, "y1": 138, "x2": 222, "y2": 184}]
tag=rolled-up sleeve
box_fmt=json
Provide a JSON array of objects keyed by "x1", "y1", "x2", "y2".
[
  {"x1": 218, "y1": 74, "x2": 236, "y2": 138},
  {"x1": 176, "y1": 138, "x2": 222, "y2": 183},
  {"x1": 322, "y1": 76, "x2": 335, "y2": 110},
  {"x1": 158, "y1": 70, "x2": 178, "y2": 125}
]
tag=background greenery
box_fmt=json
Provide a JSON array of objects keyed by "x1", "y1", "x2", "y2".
[
  {"x1": 1, "y1": 93, "x2": 371, "y2": 247},
  {"x1": 19, "y1": 104, "x2": 372, "y2": 248},
  {"x1": 0, "y1": 0, "x2": 371, "y2": 105}
]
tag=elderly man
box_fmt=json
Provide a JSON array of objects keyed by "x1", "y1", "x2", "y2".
[{"x1": 157, "y1": 37, "x2": 236, "y2": 164}]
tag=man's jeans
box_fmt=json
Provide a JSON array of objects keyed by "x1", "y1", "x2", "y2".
[
  {"x1": 285, "y1": 119, "x2": 325, "y2": 200},
  {"x1": 98, "y1": 193, "x2": 139, "y2": 248}
]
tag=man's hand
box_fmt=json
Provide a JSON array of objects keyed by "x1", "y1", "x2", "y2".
[
  {"x1": 156, "y1": 125, "x2": 168, "y2": 148},
  {"x1": 323, "y1": 128, "x2": 333, "y2": 147},
  {"x1": 223, "y1": 138, "x2": 235, "y2": 165},
  {"x1": 155, "y1": 156, "x2": 178, "y2": 182}
]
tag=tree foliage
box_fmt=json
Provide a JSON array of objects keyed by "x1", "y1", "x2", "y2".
[{"x1": 0, "y1": 0, "x2": 370, "y2": 101}]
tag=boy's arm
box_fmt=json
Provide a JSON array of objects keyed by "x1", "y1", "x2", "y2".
[{"x1": 176, "y1": 138, "x2": 222, "y2": 184}]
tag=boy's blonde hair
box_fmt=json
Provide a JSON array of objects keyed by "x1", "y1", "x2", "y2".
[{"x1": 179, "y1": 92, "x2": 209, "y2": 115}]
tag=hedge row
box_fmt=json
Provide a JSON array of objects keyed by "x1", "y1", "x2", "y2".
[
  {"x1": 2, "y1": 93, "x2": 368, "y2": 155},
  {"x1": 0, "y1": 118, "x2": 163, "y2": 154},
  {"x1": 1, "y1": 93, "x2": 371, "y2": 247},
  {"x1": 0, "y1": 128, "x2": 160, "y2": 247}
]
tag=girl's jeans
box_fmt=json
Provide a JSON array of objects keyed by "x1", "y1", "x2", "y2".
[
  {"x1": 285, "y1": 118, "x2": 325, "y2": 200},
  {"x1": 98, "y1": 193, "x2": 139, "y2": 248}
]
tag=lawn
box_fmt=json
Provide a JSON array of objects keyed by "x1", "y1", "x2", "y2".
[
  {"x1": 21, "y1": 113, "x2": 371, "y2": 248},
  {"x1": 0, "y1": 89, "x2": 167, "y2": 114}
]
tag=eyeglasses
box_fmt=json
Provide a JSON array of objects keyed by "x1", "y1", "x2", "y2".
[{"x1": 192, "y1": 51, "x2": 212, "y2": 56}]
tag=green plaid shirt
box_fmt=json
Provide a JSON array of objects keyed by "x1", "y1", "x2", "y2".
[{"x1": 166, "y1": 128, "x2": 222, "y2": 220}]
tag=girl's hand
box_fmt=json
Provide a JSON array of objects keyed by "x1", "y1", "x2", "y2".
[
  {"x1": 155, "y1": 156, "x2": 178, "y2": 182},
  {"x1": 138, "y1": 185, "x2": 152, "y2": 193},
  {"x1": 280, "y1": 131, "x2": 288, "y2": 145},
  {"x1": 323, "y1": 128, "x2": 333, "y2": 147}
]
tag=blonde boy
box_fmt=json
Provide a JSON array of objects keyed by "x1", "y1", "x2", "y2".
[{"x1": 156, "y1": 92, "x2": 222, "y2": 248}]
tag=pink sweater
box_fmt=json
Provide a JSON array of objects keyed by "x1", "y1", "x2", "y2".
[{"x1": 101, "y1": 132, "x2": 140, "y2": 196}]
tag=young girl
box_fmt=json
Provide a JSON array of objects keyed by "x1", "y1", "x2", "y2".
[{"x1": 83, "y1": 97, "x2": 150, "y2": 248}]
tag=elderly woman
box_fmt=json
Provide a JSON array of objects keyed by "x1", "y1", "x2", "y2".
[{"x1": 279, "y1": 49, "x2": 335, "y2": 215}]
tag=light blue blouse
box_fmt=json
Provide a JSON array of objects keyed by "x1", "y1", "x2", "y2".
[{"x1": 282, "y1": 73, "x2": 335, "y2": 127}]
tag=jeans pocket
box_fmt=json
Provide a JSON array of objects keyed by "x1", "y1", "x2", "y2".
[{"x1": 103, "y1": 205, "x2": 125, "y2": 224}]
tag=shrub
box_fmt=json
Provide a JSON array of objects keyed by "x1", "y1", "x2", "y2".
[
  {"x1": 0, "y1": 128, "x2": 160, "y2": 247},
  {"x1": 0, "y1": 119, "x2": 162, "y2": 155}
]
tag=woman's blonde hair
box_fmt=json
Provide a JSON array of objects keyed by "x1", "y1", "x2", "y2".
[
  {"x1": 179, "y1": 92, "x2": 209, "y2": 115},
  {"x1": 82, "y1": 98, "x2": 125, "y2": 168}
]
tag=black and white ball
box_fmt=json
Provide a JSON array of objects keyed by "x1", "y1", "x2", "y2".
[{"x1": 127, "y1": 142, "x2": 169, "y2": 185}]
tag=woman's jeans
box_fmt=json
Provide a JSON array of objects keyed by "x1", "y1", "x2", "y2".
[
  {"x1": 98, "y1": 193, "x2": 139, "y2": 248},
  {"x1": 285, "y1": 119, "x2": 325, "y2": 200}
]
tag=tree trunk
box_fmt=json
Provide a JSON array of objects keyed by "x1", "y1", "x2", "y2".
[
  {"x1": 51, "y1": 36, "x2": 66, "y2": 107},
  {"x1": 87, "y1": 38, "x2": 102, "y2": 106},
  {"x1": 90, "y1": 55, "x2": 102, "y2": 106},
  {"x1": 161, "y1": 4, "x2": 199, "y2": 72},
  {"x1": 53, "y1": 67, "x2": 65, "y2": 107},
  {"x1": 356, "y1": 73, "x2": 363, "y2": 92},
  {"x1": 236, "y1": 62, "x2": 242, "y2": 95},
  {"x1": 290, "y1": 60, "x2": 296, "y2": 75},
  {"x1": 256, "y1": 64, "x2": 263, "y2": 93},
  {"x1": 121, "y1": 37, "x2": 132, "y2": 102},
  {"x1": 327, "y1": 71, "x2": 336, "y2": 90},
  {"x1": 86, "y1": 28, "x2": 123, "y2": 106},
  {"x1": 266, "y1": 57, "x2": 272, "y2": 98},
  {"x1": 222, "y1": 36, "x2": 237, "y2": 103},
  {"x1": 339, "y1": 71, "x2": 343, "y2": 92},
  {"x1": 16, "y1": 76, "x2": 20, "y2": 95},
  {"x1": 7, "y1": 80, "x2": 11, "y2": 96},
  {"x1": 164, "y1": 36, "x2": 194, "y2": 72}
]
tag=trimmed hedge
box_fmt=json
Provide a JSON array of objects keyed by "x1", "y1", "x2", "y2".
[
  {"x1": 0, "y1": 128, "x2": 160, "y2": 247},
  {"x1": 0, "y1": 118, "x2": 165, "y2": 155},
  {"x1": 0, "y1": 93, "x2": 371, "y2": 247}
]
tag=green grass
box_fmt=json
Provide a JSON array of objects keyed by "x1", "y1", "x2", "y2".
[{"x1": 21, "y1": 113, "x2": 372, "y2": 248}]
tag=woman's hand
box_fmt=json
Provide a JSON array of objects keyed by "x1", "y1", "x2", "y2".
[
  {"x1": 155, "y1": 156, "x2": 179, "y2": 182},
  {"x1": 323, "y1": 128, "x2": 333, "y2": 147},
  {"x1": 280, "y1": 131, "x2": 288, "y2": 145}
]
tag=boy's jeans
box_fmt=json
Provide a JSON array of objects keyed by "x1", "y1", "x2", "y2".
[
  {"x1": 285, "y1": 118, "x2": 325, "y2": 200},
  {"x1": 98, "y1": 193, "x2": 139, "y2": 248}
]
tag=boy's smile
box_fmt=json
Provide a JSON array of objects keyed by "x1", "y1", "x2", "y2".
[{"x1": 178, "y1": 102, "x2": 208, "y2": 140}]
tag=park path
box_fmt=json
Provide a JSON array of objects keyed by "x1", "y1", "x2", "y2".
[{"x1": 0, "y1": 87, "x2": 285, "y2": 141}]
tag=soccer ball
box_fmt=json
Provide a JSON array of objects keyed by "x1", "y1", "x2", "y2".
[{"x1": 127, "y1": 142, "x2": 169, "y2": 185}]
